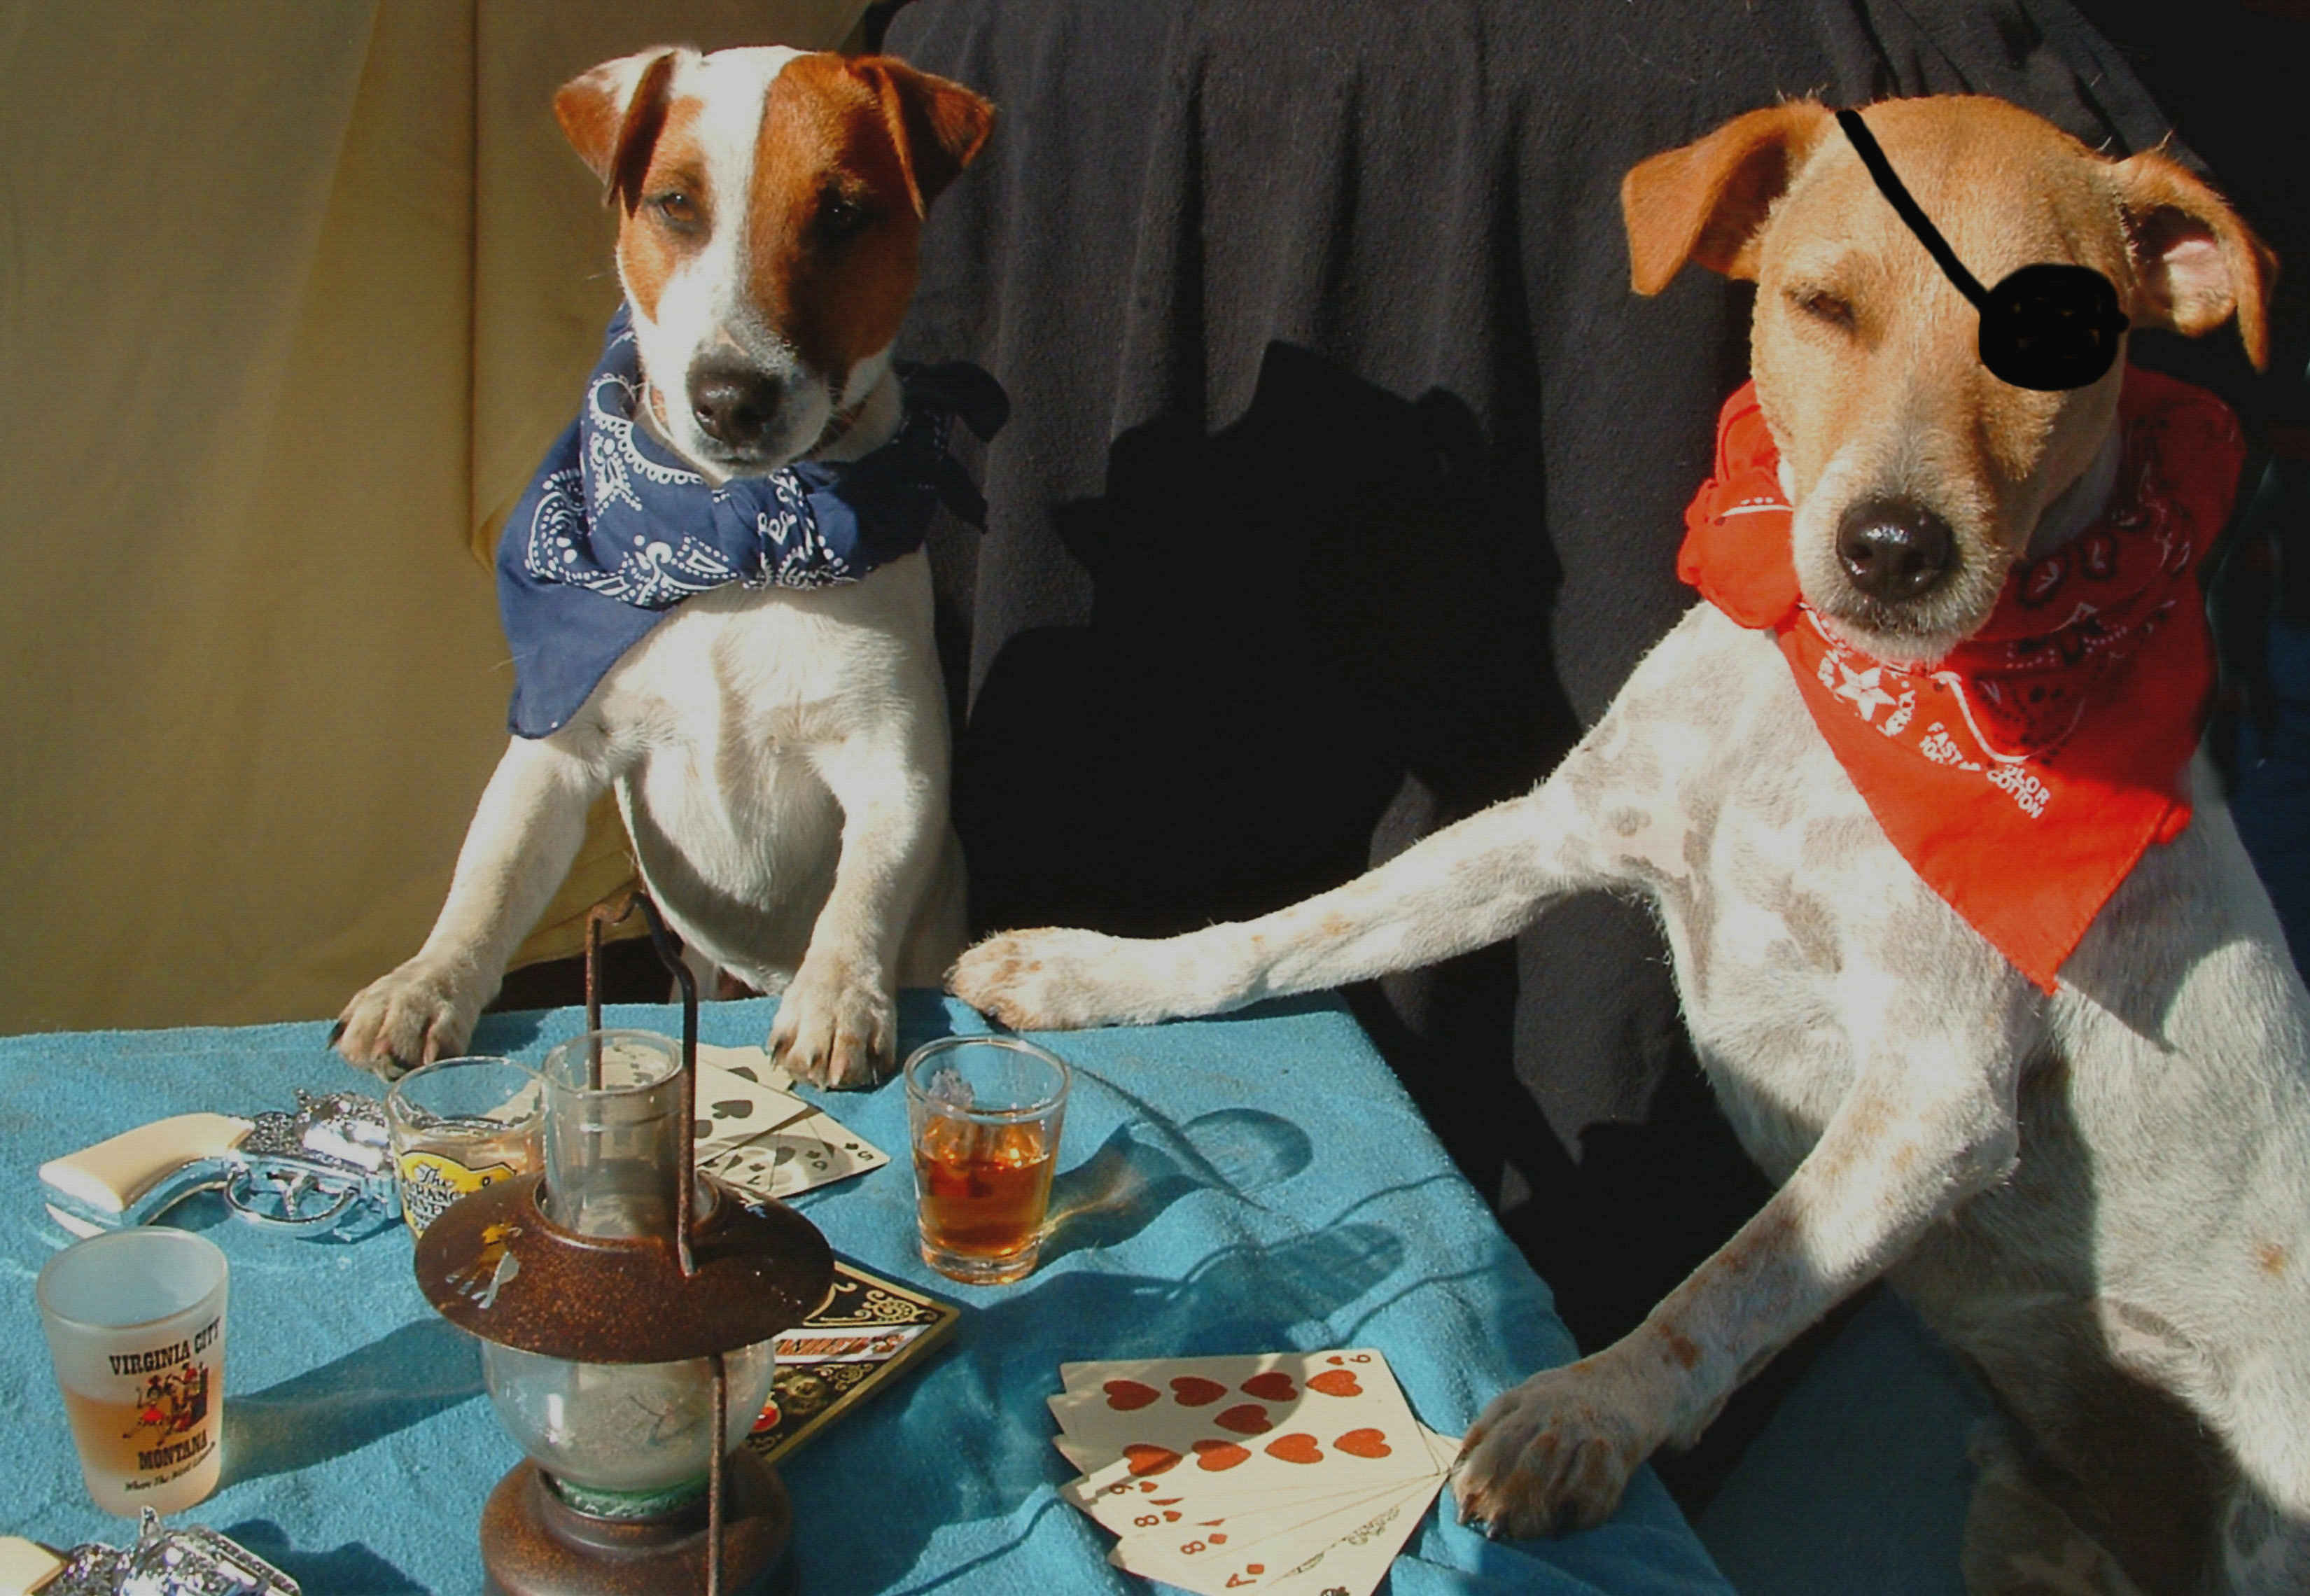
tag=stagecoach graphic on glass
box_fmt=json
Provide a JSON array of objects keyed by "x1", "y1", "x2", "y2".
[{"x1": 125, "y1": 1363, "x2": 209, "y2": 1446}]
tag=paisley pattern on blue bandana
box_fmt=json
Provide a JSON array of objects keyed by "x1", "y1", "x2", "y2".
[{"x1": 498, "y1": 307, "x2": 1007, "y2": 736}]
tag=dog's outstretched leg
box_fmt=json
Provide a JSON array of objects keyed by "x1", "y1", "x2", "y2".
[
  {"x1": 1452, "y1": 981, "x2": 2031, "y2": 1538},
  {"x1": 336, "y1": 736, "x2": 606, "y2": 1076},
  {"x1": 949, "y1": 778, "x2": 1616, "y2": 1030}
]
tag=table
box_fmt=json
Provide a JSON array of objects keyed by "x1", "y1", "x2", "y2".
[{"x1": 3, "y1": 993, "x2": 1734, "y2": 1595}]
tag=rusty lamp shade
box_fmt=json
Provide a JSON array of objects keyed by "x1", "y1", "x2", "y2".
[{"x1": 414, "y1": 897, "x2": 834, "y2": 1596}]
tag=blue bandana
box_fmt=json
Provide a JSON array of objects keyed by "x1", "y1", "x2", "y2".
[{"x1": 497, "y1": 307, "x2": 1007, "y2": 736}]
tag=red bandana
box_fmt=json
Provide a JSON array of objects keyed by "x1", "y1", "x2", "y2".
[{"x1": 1678, "y1": 368, "x2": 2244, "y2": 992}]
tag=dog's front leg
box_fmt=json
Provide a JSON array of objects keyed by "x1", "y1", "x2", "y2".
[
  {"x1": 951, "y1": 780, "x2": 1613, "y2": 1028},
  {"x1": 335, "y1": 735, "x2": 606, "y2": 1076},
  {"x1": 771, "y1": 727, "x2": 948, "y2": 1088},
  {"x1": 1452, "y1": 1000, "x2": 2031, "y2": 1538}
]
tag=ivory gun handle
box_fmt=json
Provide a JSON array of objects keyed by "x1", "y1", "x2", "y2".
[
  {"x1": 38, "y1": 1113, "x2": 253, "y2": 1219},
  {"x1": 0, "y1": 1537, "x2": 64, "y2": 1596}
]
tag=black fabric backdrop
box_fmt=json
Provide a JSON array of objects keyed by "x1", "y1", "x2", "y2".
[{"x1": 879, "y1": 0, "x2": 2209, "y2": 1485}]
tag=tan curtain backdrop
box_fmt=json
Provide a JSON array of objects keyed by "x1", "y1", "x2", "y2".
[{"x1": 0, "y1": 0, "x2": 869, "y2": 1034}]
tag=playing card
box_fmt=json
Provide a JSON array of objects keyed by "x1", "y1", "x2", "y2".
[
  {"x1": 1049, "y1": 1350, "x2": 1434, "y2": 1504},
  {"x1": 1105, "y1": 1425, "x2": 1458, "y2": 1596},
  {"x1": 692, "y1": 1054, "x2": 812, "y2": 1161},
  {"x1": 1254, "y1": 1434, "x2": 1457, "y2": 1596},
  {"x1": 693, "y1": 1042, "x2": 797, "y2": 1093},
  {"x1": 701, "y1": 1111, "x2": 888, "y2": 1201}
]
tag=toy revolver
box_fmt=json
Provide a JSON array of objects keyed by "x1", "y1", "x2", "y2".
[
  {"x1": 38, "y1": 1090, "x2": 400, "y2": 1239},
  {"x1": 2, "y1": 1508, "x2": 300, "y2": 1595}
]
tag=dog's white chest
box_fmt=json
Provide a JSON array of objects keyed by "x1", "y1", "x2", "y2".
[{"x1": 1574, "y1": 606, "x2": 2001, "y2": 1175}]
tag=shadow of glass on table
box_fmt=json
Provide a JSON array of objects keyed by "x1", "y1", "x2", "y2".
[
  {"x1": 1036, "y1": 1087, "x2": 1315, "y2": 1267},
  {"x1": 221, "y1": 1317, "x2": 484, "y2": 1485}
]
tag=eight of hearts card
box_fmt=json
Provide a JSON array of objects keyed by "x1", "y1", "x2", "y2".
[{"x1": 1051, "y1": 1350, "x2": 1459, "y2": 1596}]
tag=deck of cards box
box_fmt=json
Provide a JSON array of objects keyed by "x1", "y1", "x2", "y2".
[{"x1": 1050, "y1": 1349, "x2": 1456, "y2": 1596}]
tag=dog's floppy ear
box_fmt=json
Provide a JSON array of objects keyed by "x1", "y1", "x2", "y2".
[
  {"x1": 1622, "y1": 101, "x2": 1831, "y2": 295},
  {"x1": 850, "y1": 55, "x2": 994, "y2": 217},
  {"x1": 2112, "y1": 151, "x2": 2278, "y2": 371},
  {"x1": 556, "y1": 48, "x2": 686, "y2": 214}
]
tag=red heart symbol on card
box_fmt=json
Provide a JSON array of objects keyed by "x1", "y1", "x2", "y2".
[
  {"x1": 1264, "y1": 1433, "x2": 1323, "y2": 1464},
  {"x1": 1326, "y1": 1355, "x2": 1345, "y2": 1364},
  {"x1": 1213, "y1": 1404, "x2": 1273, "y2": 1436},
  {"x1": 1210, "y1": 1534, "x2": 1228, "y2": 1544},
  {"x1": 1307, "y1": 1369, "x2": 1362, "y2": 1398},
  {"x1": 1104, "y1": 1380, "x2": 1161, "y2": 1411},
  {"x1": 1240, "y1": 1371, "x2": 1297, "y2": 1402},
  {"x1": 1169, "y1": 1376, "x2": 1228, "y2": 1407},
  {"x1": 1333, "y1": 1428, "x2": 1392, "y2": 1458},
  {"x1": 1247, "y1": 1566, "x2": 1264, "y2": 1576},
  {"x1": 1163, "y1": 1511, "x2": 1180, "y2": 1522},
  {"x1": 1124, "y1": 1445, "x2": 1182, "y2": 1476},
  {"x1": 1191, "y1": 1440, "x2": 1250, "y2": 1471}
]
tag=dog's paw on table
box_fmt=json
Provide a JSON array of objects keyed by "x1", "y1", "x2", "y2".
[
  {"x1": 946, "y1": 928, "x2": 1168, "y2": 1031},
  {"x1": 332, "y1": 958, "x2": 482, "y2": 1079},
  {"x1": 1450, "y1": 1358, "x2": 1658, "y2": 1541},
  {"x1": 769, "y1": 961, "x2": 895, "y2": 1090}
]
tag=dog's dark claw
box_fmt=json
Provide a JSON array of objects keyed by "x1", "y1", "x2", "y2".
[{"x1": 326, "y1": 1018, "x2": 346, "y2": 1046}]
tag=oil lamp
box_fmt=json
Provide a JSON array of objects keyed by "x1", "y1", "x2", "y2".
[{"x1": 414, "y1": 895, "x2": 834, "y2": 1596}]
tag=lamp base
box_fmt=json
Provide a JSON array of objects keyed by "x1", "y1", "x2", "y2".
[{"x1": 480, "y1": 1453, "x2": 792, "y2": 1596}]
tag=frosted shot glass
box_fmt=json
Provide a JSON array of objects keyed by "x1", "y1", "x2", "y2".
[
  {"x1": 904, "y1": 1036, "x2": 1070, "y2": 1285},
  {"x1": 36, "y1": 1228, "x2": 229, "y2": 1516},
  {"x1": 386, "y1": 1054, "x2": 544, "y2": 1238}
]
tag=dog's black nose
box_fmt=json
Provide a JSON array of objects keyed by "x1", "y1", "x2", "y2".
[
  {"x1": 1836, "y1": 499, "x2": 1954, "y2": 603},
  {"x1": 689, "y1": 358, "x2": 785, "y2": 451}
]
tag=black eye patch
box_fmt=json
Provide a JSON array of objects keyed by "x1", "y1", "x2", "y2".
[{"x1": 1835, "y1": 108, "x2": 2128, "y2": 392}]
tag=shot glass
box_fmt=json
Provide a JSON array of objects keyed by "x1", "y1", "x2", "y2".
[
  {"x1": 36, "y1": 1228, "x2": 229, "y2": 1516},
  {"x1": 904, "y1": 1036, "x2": 1071, "y2": 1285},
  {"x1": 385, "y1": 1055, "x2": 544, "y2": 1239}
]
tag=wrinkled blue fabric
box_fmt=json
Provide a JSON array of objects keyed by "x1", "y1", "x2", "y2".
[
  {"x1": 498, "y1": 307, "x2": 1007, "y2": 736},
  {"x1": 4, "y1": 995, "x2": 1732, "y2": 1595}
]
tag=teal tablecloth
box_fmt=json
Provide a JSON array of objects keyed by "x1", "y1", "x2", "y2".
[{"x1": 1, "y1": 993, "x2": 1732, "y2": 1595}]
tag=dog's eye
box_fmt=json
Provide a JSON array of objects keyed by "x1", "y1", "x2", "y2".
[
  {"x1": 651, "y1": 191, "x2": 702, "y2": 232},
  {"x1": 1790, "y1": 287, "x2": 1856, "y2": 331},
  {"x1": 816, "y1": 191, "x2": 872, "y2": 242}
]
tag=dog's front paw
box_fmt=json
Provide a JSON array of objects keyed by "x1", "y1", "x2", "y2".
[
  {"x1": 946, "y1": 927, "x2": 1167, "y2": 1029},
  {"x1": 333, "y1": 958, "x2": 483, "y2": 1079},
  {"x1": 1449, "y1": 1361, "x2": 1657, "y2": 1539},
  {"x1": 770, "y1": 960, "x2": 894, "y2": 1090}
]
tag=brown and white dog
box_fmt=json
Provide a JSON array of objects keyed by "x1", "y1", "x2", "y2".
[
  {"x1": 335, "y1": 46, "x2": 991, "y2": 1088},
  {"x1": 952, "y1": 98, "x2": 2306, "y2": 1591}
]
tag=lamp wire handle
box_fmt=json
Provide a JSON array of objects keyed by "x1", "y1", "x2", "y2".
[{"x1": 708, "y1": 1351, "x2": 728, "y2": 1596}]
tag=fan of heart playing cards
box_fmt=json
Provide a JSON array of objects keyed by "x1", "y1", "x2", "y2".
[
  {"x1": 1050, "y1": 1349, "x2": 1457, "y2": 1596},
  {"x1": 690, "y1": 1043, "x2": 889, "y2": 1201}
]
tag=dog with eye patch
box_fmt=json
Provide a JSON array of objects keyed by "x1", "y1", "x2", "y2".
[
  {"x1": 953, "y1": 97, "x2": 2309, "y2": 1592},
  {"x1": 335, "y1": 46, "x2": 993, "y2": 1089}
]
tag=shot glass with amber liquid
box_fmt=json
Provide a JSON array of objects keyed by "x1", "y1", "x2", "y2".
[{"x1": 904, "y1": 1036, "x2": 1070, "y2": 1284}]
